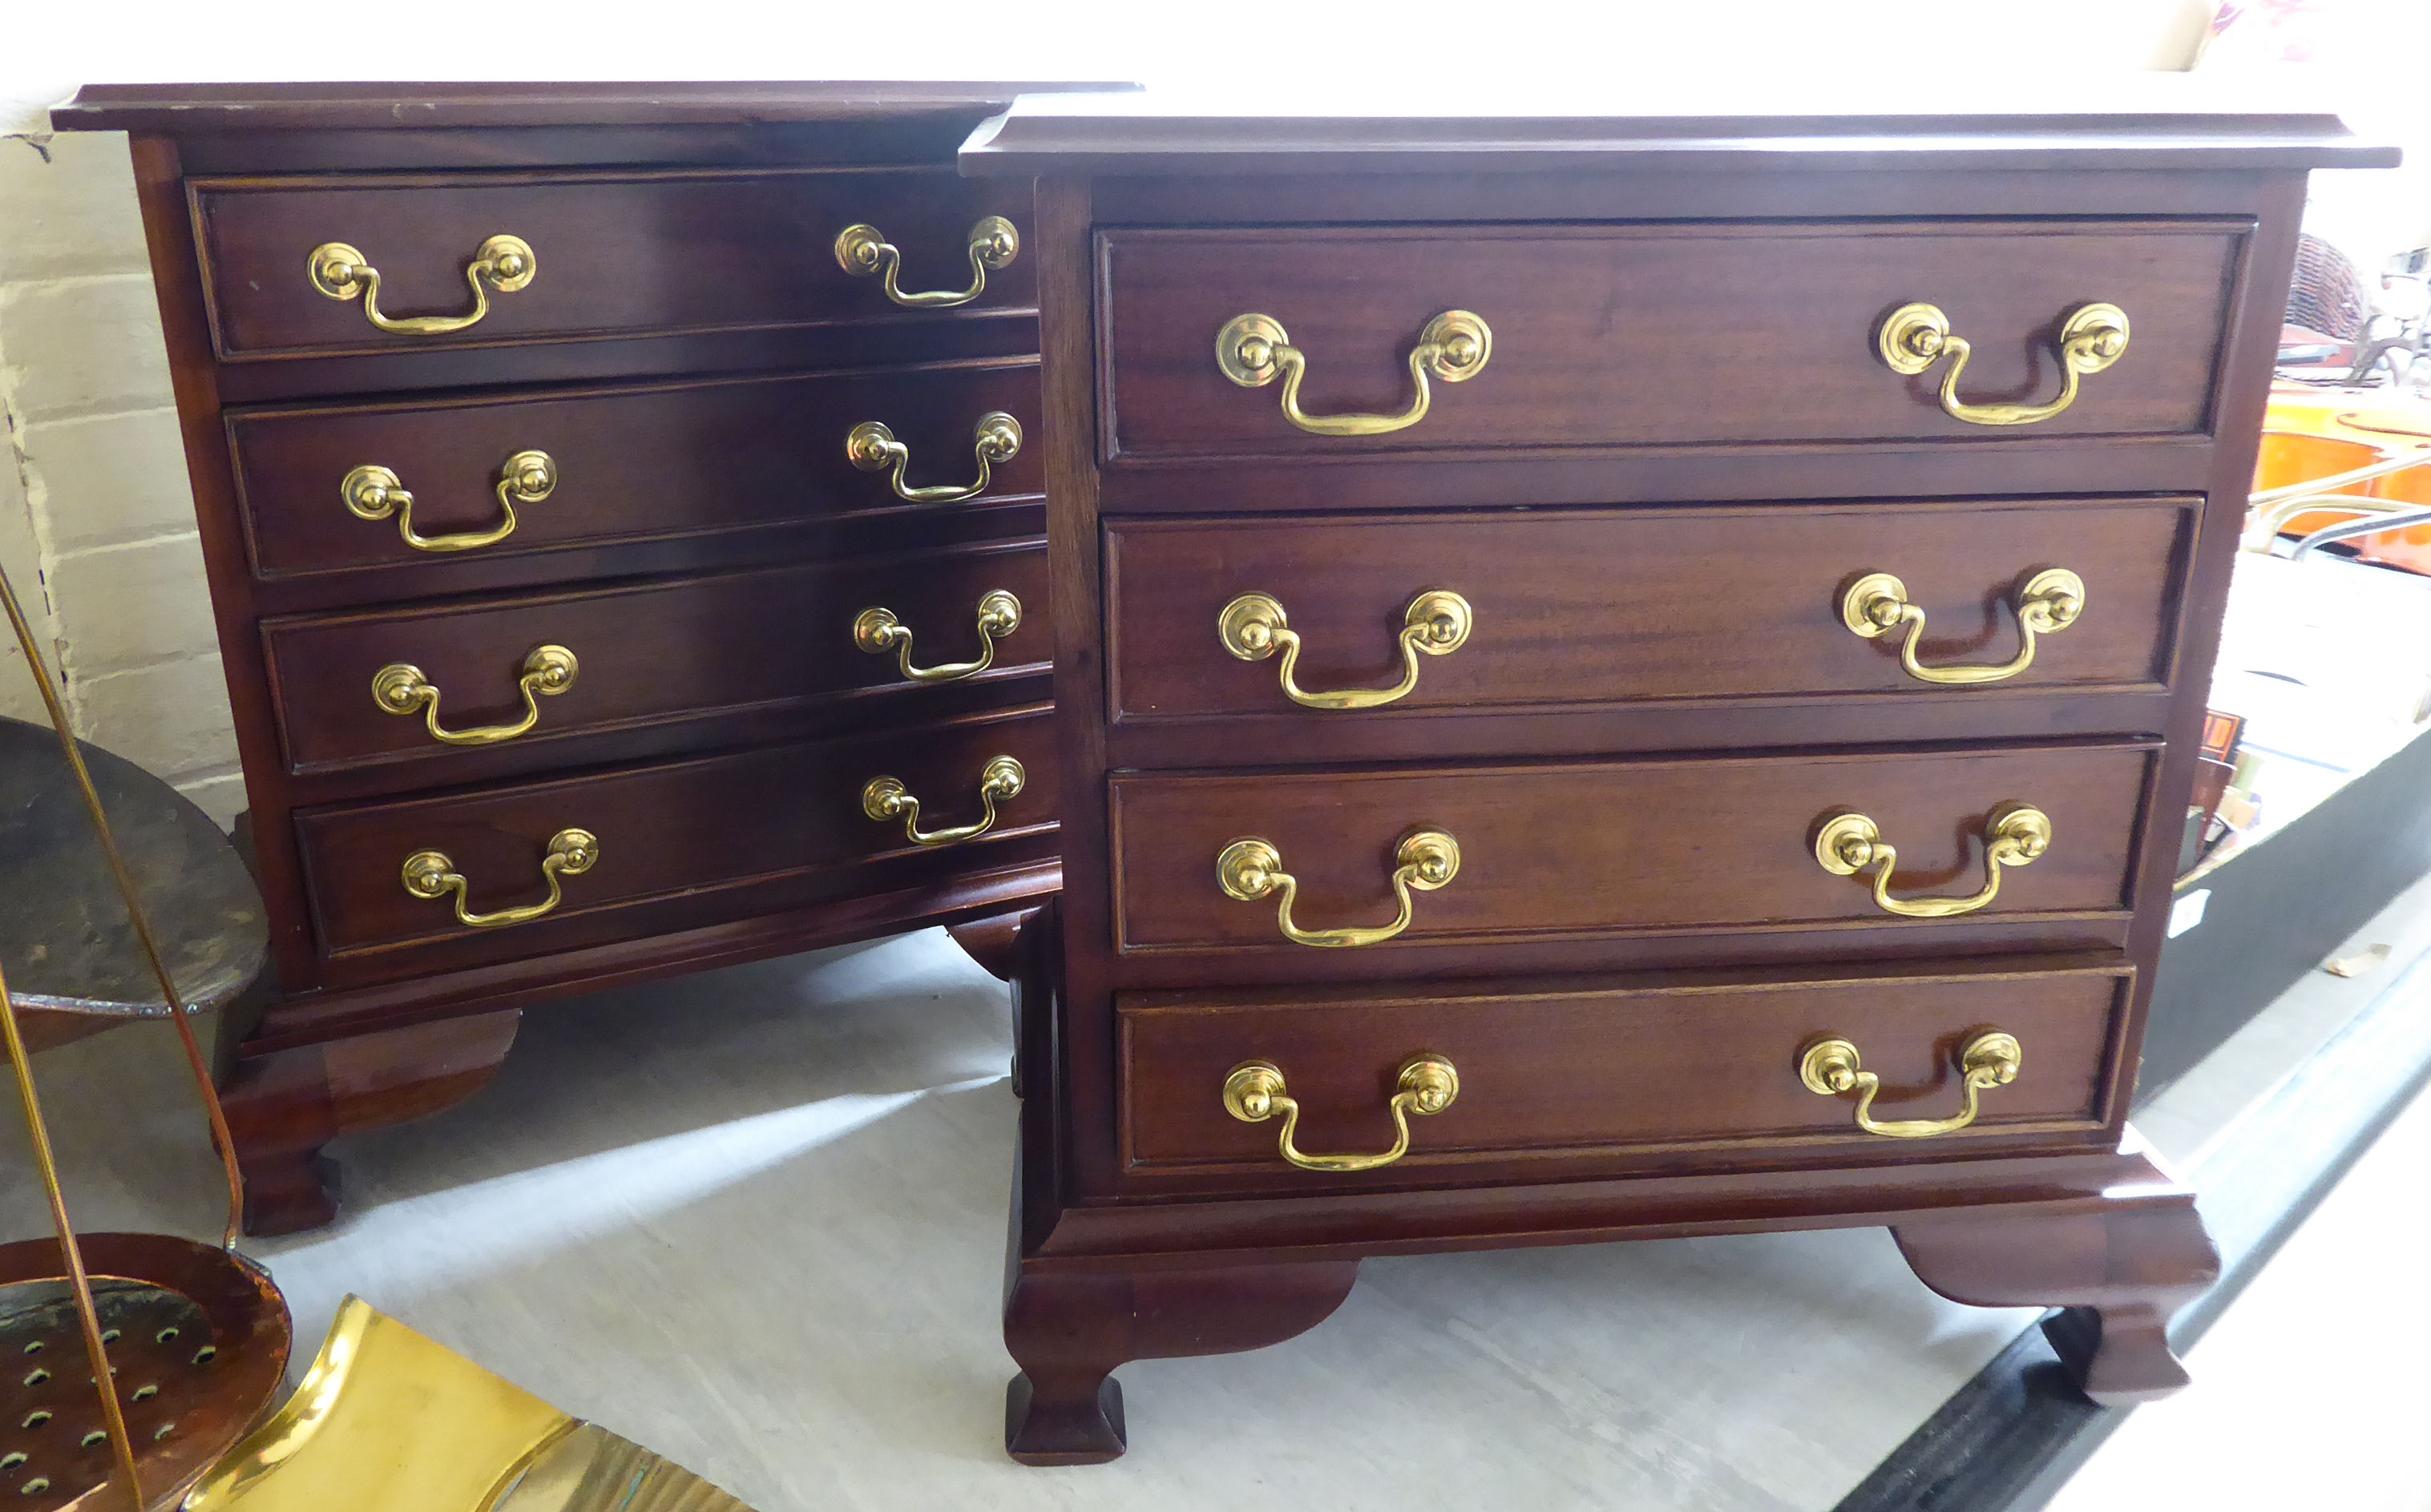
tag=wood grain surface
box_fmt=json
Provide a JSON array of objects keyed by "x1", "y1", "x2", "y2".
[
  {"x1": 1117, "y1": 958, "x2": 2129, "y2": 1177},
  {"x1": 193, "y1": 167, "x2": 1037, "y2": 358},
  {"x1": 228, "y1": 357, "x2": 1043, "y2": 583},
  {"x1": 294, "y1": 704, "x2": 1058, "y2": 966},
  {"x1": 1098, "y1": 220, "x2": 2244, "y2": 459},
  {"x1": 262, "y1": 535, "x2": 1047, "y2": 776},
  {"x1": 1110, "y1": 741, "x2": 2154, "y2": 954},
  {"x1": 1106, "y1": 498, "x2": 2194, "y2": 726}
]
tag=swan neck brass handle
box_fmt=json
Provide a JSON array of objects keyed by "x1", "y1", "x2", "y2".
[
  {"x1": 1843, "y1": 568, "x2": 2086, "y2": 686},
  {"x1": 402, "y1": 828, "x2": 596, "y2": 929},
  {"x1": 1801, "y1": 1031, "x2": 2023, "y2": 1139},
  {"x1": 847, "y1": 413, "x2": 1021, "y2": 504},
  {"x1": 309, "y1": 235, "x2": 535, "y2": 337},
  {"x1": 1223, "y1": 1054, "x2": 1460, "y2": 1172},
  {"x1": 1218, "y1": 310, "x2": 1492, "y2": 437},
  {"x1": 1218, "y1": 829, "x2": 1460, "y2": 949},
  {"x1": 833, "y1": 216, "x2": 1019, "y2": 308},
  {"x1": 854, "y1": 591, "x2": 1021, "y2": 684},
  {"x1": 1815, "y1": 804, "x2": 2051, "y2": 919},
  {"x1": 1878, "y1": 301, "x2": 2129, "y2": 427},
  {"x1": 1219, "y1": 590, "x2": 1472, "y2": 710},
  {"x1": 862, "y1": 756, "x2": 1024, "y2": 848},
  {"x1": 342, "y1": 449, "x2": 555, "y2": 554},
  {"x1": 373, "y1": 644, "x2": 578, "y2": 747}
]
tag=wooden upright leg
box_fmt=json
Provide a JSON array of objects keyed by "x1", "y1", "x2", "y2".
[
  {"x1": 218, "y1": 1010, "x2": 521, "y2": 1236},
  {"x1": 947, "y1": 909, "x2": 1038, "y2": 981},
  {"x1": 1003, "y1": 1258, "x2": 1363, "y2": 1465},
  {"x1": 1893, "y1": 1177, "x2": 2219, "y2": 1405}
]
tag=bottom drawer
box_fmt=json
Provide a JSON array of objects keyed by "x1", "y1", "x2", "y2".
[
  {"x1": 1118, "y1": 956, "x2": 2130, "y2": 1183},
  {"x1": 295, "y1": 701, "x2": 1055, "y2": 967}
]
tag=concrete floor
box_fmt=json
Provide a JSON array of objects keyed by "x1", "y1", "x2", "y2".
[
  {"x1": 2048, "y1": 1071, "x2": 2431, "y2": 1512},
  {"x1": 7, "y1": 930, "x2": 2039, "y2": 1511},
  {"x1": 6, "y1": 868, "x2": 2430, "y2": 1509}
]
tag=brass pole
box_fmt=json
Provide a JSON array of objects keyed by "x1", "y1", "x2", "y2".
[{"x1": 0, "y1": 958, "x2": 145, "y2": 1507}]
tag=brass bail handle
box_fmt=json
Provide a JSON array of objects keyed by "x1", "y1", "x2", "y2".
[
  {"x1": 1815, "y1": 804, "x2": 2051, "y2": 919},
  {"x1": 374, "y1": 644, "x2": 579, "y2": 746},
  {"x1": 834, "y1": 215, "x2": 1020, "y2": 308},
  {"x1": 846, "y1": 412, "x2": 1023, "y2": 504},
  {"x1": 1223, "y1": 1054, "x2": 1460, "y2": 1172},
  {"x1": 402, "y1": 828, "x2": 598, "y2": 929},
  {"x1": 1218, "y1": 829, "x2": 1460, "y2": 948},
  {"x1": 308, "y1": 233, "x2": 536, "y2": 336},
  {"x1": 1877, "y1": 301, "x2": 2130, "y2": 426},
  {"x1": 1218, "y1": 309, "x2": 1492, "y2": 437},
  {"x1": 342, "y1": 448, "x2": 556, "y2": 554},
  {"x1": 862, "y1": 755, "x2": 1026, "y2": 848},
  {"x1": 1842, "y1": 568, "x2": 2086, "y2": 686},
  {"x1": 1801, "y1": 1030, "x2": 2024, "y2": 1139},
  {"x1": 1218, "y1": 589, "x2": 1473, "y2": 709},
  {"x1": 855, "y1": 590, "x2": 1022, "y2": 684}
]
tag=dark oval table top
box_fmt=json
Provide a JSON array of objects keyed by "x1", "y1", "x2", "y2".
[{"x1": 0, "y1": 718, "x2": 265, "y2": 1019}]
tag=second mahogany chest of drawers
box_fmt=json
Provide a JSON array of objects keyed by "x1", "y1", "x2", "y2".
[
  {"x1": 54, "y1": 83, "x2": 1117, "y2": 1234},
  {"x1": 959, "y1": 94, "x2": 2391, "y2": 1461}
]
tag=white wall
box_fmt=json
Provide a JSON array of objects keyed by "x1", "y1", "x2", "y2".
[
  {"x1": 0, "y1": 132, "x2": 238, "y2": 822},
  {"x1": 0, "y1": 0, "x2": 2371, "y2": 830}
]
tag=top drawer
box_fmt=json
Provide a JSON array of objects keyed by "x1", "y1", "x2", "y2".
[
  {"x1": 192, "y1": 167, "x2": 1036, "y2": 361},
  {"x1": 1098, "y1": 219, "x2": 2247, "y2": 462}
]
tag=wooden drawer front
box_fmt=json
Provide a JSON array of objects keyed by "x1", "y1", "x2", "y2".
[
  {"x1": 227, "y1": 359, "x2": 1040, "y2": 582},
  {"x1": 193, "y1": 167, "x2": 1036, "y2": 359},
  {"x1": 263, "y1": 538, "x2": 1048, "y2": 775},
  {"x1": 1110, "y1": 742, "x2": 2152, "y2": 954},
  {"x1": 1099, "y1": 220, "x2": 2243, "y2": 461},
  {"x1": 1107, "y1": 498, "x2": 2192, "y2": 724},
  {"x1": 1117, "y1": 959, "x2": 2129, "y2": 1176},
  {"x1": 295, "y1": 707, "x2": 1056, "y2": 958}
]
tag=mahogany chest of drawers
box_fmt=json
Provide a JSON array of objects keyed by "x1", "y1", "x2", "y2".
[
  {"x1": 959, "y1": 96, "x2": 2392, "y2": 1461},
  {"x1": 54, "y1": 83, "x2": 1113, "y2": 1234}
]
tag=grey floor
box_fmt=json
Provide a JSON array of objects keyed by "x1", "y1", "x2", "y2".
[{"x1": 6, "y1": 869, "x2": 2429, "y2": 1510}]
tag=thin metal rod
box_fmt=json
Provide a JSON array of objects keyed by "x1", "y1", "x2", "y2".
[
  {"x1": 0, "y1": 562, "x2": 245, "y2": 1249},
  {"x1": 2294, "y1": 503, "x2": 2431, "y2": 558},
  {"x1": 0, "y1": 958, "x2": 146, "y2": 1508},
  {"x1": 2246, "y1": 490, "x2": 2406, "y2": 543}
]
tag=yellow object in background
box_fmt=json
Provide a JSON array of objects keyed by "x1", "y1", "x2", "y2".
[
  {"x1": 2255, "y1": 388, "x2": 2431, "y2": 571},
  {"x1": 187, "y1": 1298, "x2": 753, "y2": 1512}
]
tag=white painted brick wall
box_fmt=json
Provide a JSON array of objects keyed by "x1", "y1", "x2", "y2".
[{"x1": 0, "y1": 130, "x2": 240, "y2": 829}]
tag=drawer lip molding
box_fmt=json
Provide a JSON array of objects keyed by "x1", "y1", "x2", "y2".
[
  {"x1": 188, "y1": 164, "x2": 1039, "y2": 361},
  {"x1": 258, "y1": 534, "x2": 1050, "y2": 778},
  {"x1": 292, "y1": 702, "x2": 1059, "y2": 966},
  {"x1": 1115, "y1": 954, "x2": 2134, "y2": 1183},
  {"x1": 224, "y1": 355, "x2": 1044, "y2": 585},
  {"x1": 1108, "y1": 740, "x2": 2159, "y2": 955},
  {"x1": 1104, "y1": 496, "x2": 2201, "y2": 728},
  {"x1": 1096, "y1": 217, "x2": 2249, "y2": 463}
]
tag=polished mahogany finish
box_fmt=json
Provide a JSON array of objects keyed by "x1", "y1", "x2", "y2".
[
  {"x1": 262, "y1": 537, "x2": 1048, "y2": 776},
  {"x1": 195, "y1": 167, "x2": 1036, "y2": 360},
  {"x1": 1099, "y1": 220, "x2": 2241, "y2": 458},
  {"x1": 967, "y1": 93, "x2": 2389, "y2": 1462},
  {"x1": 1117, "y1": 958, "x2": 2130, "y2": 1182},
  {"x1": 1105, "y1": 498, "x2": 2195, "y2": 724},
  {"x1": 297, "y1": 703, "x2": 1056, "y2": 973},
  {"x1": 1109, "y1": 742, "x2": 2151, "y2": 954},
  {"x1": 59, "y1": 83, "x2": 1103, "y2": 1234},
  {"x1": 227, "y1": 357, "x2": 1043, "y2": 585}
]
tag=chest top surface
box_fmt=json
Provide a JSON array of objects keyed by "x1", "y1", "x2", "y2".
[{"x1": 958, "y1": 83, "x2": 2395, "y2": 176}]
